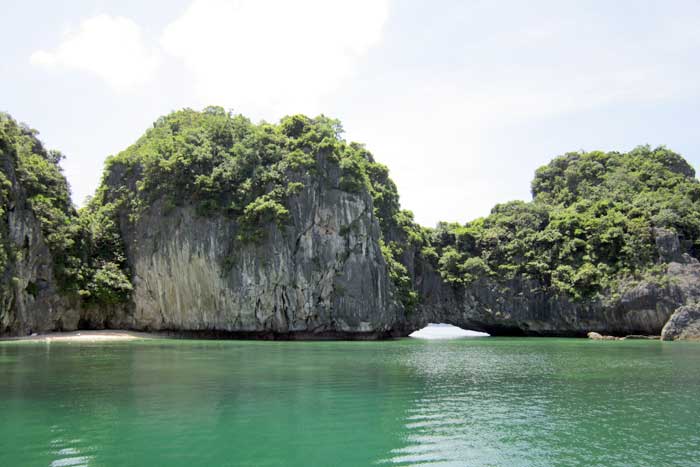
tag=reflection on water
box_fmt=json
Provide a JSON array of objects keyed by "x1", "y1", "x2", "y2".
[
  {"x1": 383, "y1": 346, "x2": 544, "y2": 465},
  {"x1": 49, "y1": 425, "x2": 92, "y2": 467},
  {"x1": 384, "y1": 340, "x2": 700, "y2": 466},
  {"x1": 0, "y1": 338, "x2": 699, "y2": 466}
]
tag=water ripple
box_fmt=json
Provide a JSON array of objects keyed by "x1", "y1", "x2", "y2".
[{"x1": 1, "y1": 338, "x2": 699, "y2": 466}]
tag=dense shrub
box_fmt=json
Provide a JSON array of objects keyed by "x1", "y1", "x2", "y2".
[
  {"x1": 434, "y1": 147, "x2": 700, "y2": 300},
  {"x1": 92, "y1": 108, "x2": 422, "y2": 309},
  {"x1": 0, "y1": 113, "x2": 131, "y2": 305},
  {"x1": 8, "y1": 109, "x2": 693, "y2": 312}
]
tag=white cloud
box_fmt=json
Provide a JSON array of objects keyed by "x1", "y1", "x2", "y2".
[
  {"x1": 335, "y1": 2, "x2": 700, "y2": 227},
  {"x1": 30, "y1": 15, "x2": 160, "y2": 89},
  {"x1": 160, "y1": 0, "x2": 389, "y2": 118},
  {"x1": 23, "y1": 1, "x2": 700, "y2": 226}
]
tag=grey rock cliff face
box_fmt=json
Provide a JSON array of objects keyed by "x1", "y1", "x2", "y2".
[
  {"x1": 107, "y1": 155, "x2": 402, "y2": 338},
  {"x1": 95, "y1": 162, "x2": 700, "y2": 338},
  {"x1": 0, "y1": 157, "x2": 78, "y2": 336},
  {"x1": 3, "y1": 152, "x2": 699, "y2": 339},
  {"x1": 406, "y1": 229, "x2": 700, "y2": 337},
  {"x1": 661, "y1": 304, "x2": 700, "y2": 341}
]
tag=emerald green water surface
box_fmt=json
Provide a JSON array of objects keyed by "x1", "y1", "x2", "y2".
[{"x1": 1, "y1": 337, "x2": 699, "y2": 466}]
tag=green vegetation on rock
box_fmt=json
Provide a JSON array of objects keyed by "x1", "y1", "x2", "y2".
[
  {"x1": 101, "y1": 108, "x2": 336, "y2": 233},
  {"x1": 0, "y1": 113, "x2": 131, "y2": 306},
  {"x1": 0, "y1": 113, "x2": 77, "y2": 287},
  {"x1": 432, "y1": 147, "x2": 700, "y2": 300},
  {"x1": 92, "y1": 107, "x2": 421, "y2": 309},
  {"x1": 3, "y1": 107, "x2": 699, "y2": 320}
]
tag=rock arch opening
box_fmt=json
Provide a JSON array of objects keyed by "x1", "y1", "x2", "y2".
[{"x1": 409, "y1": 323, "x2": 490, "y2": 339}]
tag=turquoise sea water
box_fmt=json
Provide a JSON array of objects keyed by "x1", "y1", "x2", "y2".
[{"x1": 1, "y1": 337, "x2": 699, "y2": 466}]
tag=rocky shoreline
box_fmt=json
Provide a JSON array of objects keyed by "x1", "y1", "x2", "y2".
[
  {"x1": 660, "y1": 304, "x2": 700, "y2": 341},
  {"x1": 587, "y1": 332, "x2": 660, "y2": 341},
  {"x1": 0, "y1": 330, "x2": 153, "y2": 343},
  {"x1": 4, "y1": 327, "x2": 696, "y2": 343}
]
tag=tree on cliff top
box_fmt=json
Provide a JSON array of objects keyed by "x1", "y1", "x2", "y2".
[
  {"x1": 89, "y1": 107, "x2": 421, "y2": 310},
  {"x1": 434, "y1": 146, "x2": 700, "y2": 300},
  {"x1": 0, "y1": 113, "x2": 132, "y2": 306}
]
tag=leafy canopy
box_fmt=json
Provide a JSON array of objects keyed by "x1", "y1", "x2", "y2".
[
  {"x1": 0, "y1": 113, "x2": 132, "y2": 305},
  {"x1": 433, "y1": 147, "x2": 700, "y2": 300},
  {"x1": 93, "y1": 107, "x2": 421, "y2": 309}
]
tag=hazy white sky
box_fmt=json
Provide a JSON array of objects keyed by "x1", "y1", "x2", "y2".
[{"x1": 2, "y1": 0, "x2": 699, "y2": 226}]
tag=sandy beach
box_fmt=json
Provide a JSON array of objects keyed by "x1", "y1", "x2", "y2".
[{"x1": 0, "y1": 330, "x2": 156, "y2": 343}]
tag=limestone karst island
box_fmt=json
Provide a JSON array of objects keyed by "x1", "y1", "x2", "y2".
[
  {"x1": 3, "y1": 1, "x2": 700, "y2": 466},
  {"x1": 2, "y1": 109, "x2": 699, "y2": 340}
]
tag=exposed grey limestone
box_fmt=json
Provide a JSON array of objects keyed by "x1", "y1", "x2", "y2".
[
  {"x1": 104, "y1": 154, "x2": 402, "y2": 338},
  {"x1": 661, "y1": 305, "x2": 700, "y2": 341},
  {"x1": 405, "y1": 229, "x2": 700, "y2": 337},
  {"x1": 3, "y1": 154, "x2": 700, "y2": 339},
  {"x1": 653, "y1": 228, "x2": 683, "y2": 263},
  {"x1": 587, "y1": 332, "x2": 621, "y2": 340},
  {"x1": 0, "y1": 156, "x2": 78, "y2": 336}
]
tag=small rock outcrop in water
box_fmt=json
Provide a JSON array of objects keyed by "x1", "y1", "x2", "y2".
[
  {"x1": 587, "y1": 332, "x2": 660, "y2": 340},
  {"x1": 661, "y1": 305, "x2": 700, "y2": 341},
  {"x1": 2, "y1": 108, "x2": 700, "y2": 339},
  {"x1": 587, "y1": 332, "x2": 620, "y2": 340}
]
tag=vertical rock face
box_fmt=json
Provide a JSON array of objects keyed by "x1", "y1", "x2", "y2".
[
  {"x1": 2, "y1": 110, "x2": 699, "y2": 340},
  {"x1": 108, "y1": 155, "x2": 402, "y2": 338},
  {"x1": 0, "y1": 142, "x2": 77, "y2": 336},
  {"x1": 406, "y1": 229, "x2": 700, "y2": 337},
  {"x1": 661, "y1": 304, "x2": 700, "y2": 341}
]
